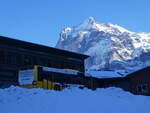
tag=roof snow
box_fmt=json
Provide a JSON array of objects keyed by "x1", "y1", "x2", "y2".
[{"x1": 86, "y1": 71, "x2": 122, "y2": 78}]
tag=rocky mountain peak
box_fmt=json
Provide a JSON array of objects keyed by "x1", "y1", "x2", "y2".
[
  {"x1": 83, "y1": 16, "x2": 96, "y2": 25},
  {"x1": 56, "y1": 17, "x2": 150, "y2": 74},
  {"x1": 74, "y1": 17, "x2": 96, "y2": 31}
]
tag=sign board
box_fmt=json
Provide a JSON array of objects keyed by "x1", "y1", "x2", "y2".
[{"x1": 18, "y1": 69, "x2": 34, "y2": 85}]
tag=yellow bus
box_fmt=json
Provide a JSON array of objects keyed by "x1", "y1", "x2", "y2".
[{"x1": 18, "y1": 65, "x2": 64, "y2": 90}]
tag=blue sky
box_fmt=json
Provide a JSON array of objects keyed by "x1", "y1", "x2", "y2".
[{"x1": 0, "y1": 0, "x2": 150, "y2": 47}]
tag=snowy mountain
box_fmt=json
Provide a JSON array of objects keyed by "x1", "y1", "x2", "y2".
[{"x1": 56, "y1": 17, "x2": 150, "y2": 73}]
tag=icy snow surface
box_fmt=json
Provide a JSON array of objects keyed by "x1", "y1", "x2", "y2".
[{"x1": 1, "y1": 86, "x2": 150, "y2": 113}]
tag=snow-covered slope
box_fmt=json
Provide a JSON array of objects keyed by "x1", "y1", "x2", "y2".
[
  {"x1": 1, "y1": 86, "x2": 150, "y2": 113},
  {"x1": 56, "y1": 17, "x2": 150, "y2": 73}
]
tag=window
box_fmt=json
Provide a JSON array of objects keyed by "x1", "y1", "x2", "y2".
[
  {"x1": 32, "y1": 56, "x2": 37, "y2": 65},
  {"x1": 6, "y1": 52, "x2": 16, "y2": 65},
  {"x1": 60, "y1": 61, "x2": 64, "y2": 69},
  {"x1": 0, "y1": 50, "x2": 5, "y2": 64},
  {"x1": 137, "y1": 84, "x2": 148, "y2": 93},
  {"x1": 47, "y1": 59, "x2": 51, "y2": 67},
  {"x1": 52, "y1": 61, "x2": 60, "y2": 69},
  {"x1": 37, "y1": 57, "x2": 48, "y2": 66},
  {"x1": 24, "y1": 55, "x2": 32, "y2": 65},
  {"x1": 16, "y1": 54, "x2": 23, "y2": 65},
  {"x1": 69, "y1": 63, "x2": 75, "y2": 70}
]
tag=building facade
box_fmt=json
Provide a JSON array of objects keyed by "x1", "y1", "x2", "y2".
[
  {"x1": 0, "y1": 36, "x2": 89, "y2": 87},
  {"x1": 125, "y1": 67, "x2": 150, "y2": 96}
]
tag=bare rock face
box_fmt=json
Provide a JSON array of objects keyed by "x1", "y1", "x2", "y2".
[{"x1": 56, "y1": 17, "x2": 150, "y2": 73}]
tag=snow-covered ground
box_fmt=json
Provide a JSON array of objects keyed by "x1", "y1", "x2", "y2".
[{"x1": 1, "y1": 86, "x2": 150, "y2": 113}]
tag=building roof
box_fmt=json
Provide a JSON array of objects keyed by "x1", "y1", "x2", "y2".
[
  {"x1": 126, "y1": 66, "x2": 150, "y2": 78},
  {"x1": 0, "y1": 36, "x2": 89, "y2": 60}
]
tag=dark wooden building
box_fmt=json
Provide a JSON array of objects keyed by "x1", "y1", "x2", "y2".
[
  {"x1": 99, "y1": 66, "x2": 150, "y2": 96},
  {"x1": 123, "y1": 66, "x2": 150, "y2": 96},
  {"x1": 0, "y1": 36, "x2": 89, "y2": 87}
]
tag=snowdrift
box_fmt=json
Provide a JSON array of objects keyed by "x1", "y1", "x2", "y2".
[{"x1": 0, "y1": 86, "x2": 150, "y2": 113}]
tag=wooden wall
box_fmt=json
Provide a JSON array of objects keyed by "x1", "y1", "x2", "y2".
[
  {"x1": 0, "y1": 44, "x2": 85, "y2": 87},
  {"x1": 127, "y1": 67, "x2": 150, "y2": 96}
]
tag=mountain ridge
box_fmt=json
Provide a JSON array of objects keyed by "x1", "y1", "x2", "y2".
[{"x1": 56, "y1": 17, "x2": 150, "y2": 73}]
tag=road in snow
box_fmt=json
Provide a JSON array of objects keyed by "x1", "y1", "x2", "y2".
[{"x1": 0, "y1": 86, "x2": 150, "y2": 113}]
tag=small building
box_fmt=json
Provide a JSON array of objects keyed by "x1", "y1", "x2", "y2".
[
  {"x1": 124, "y1": 66, "x2": 150, "y2": 96},
  {"x1": 87, "y1": 70, "x2": 129, "y2": 89},
  {"x1": 0, "y1": 36, "x2": 89, "y2": 87},
  {"x1": 90, "y1": 67, "x2": 150, "y2": 96}
]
